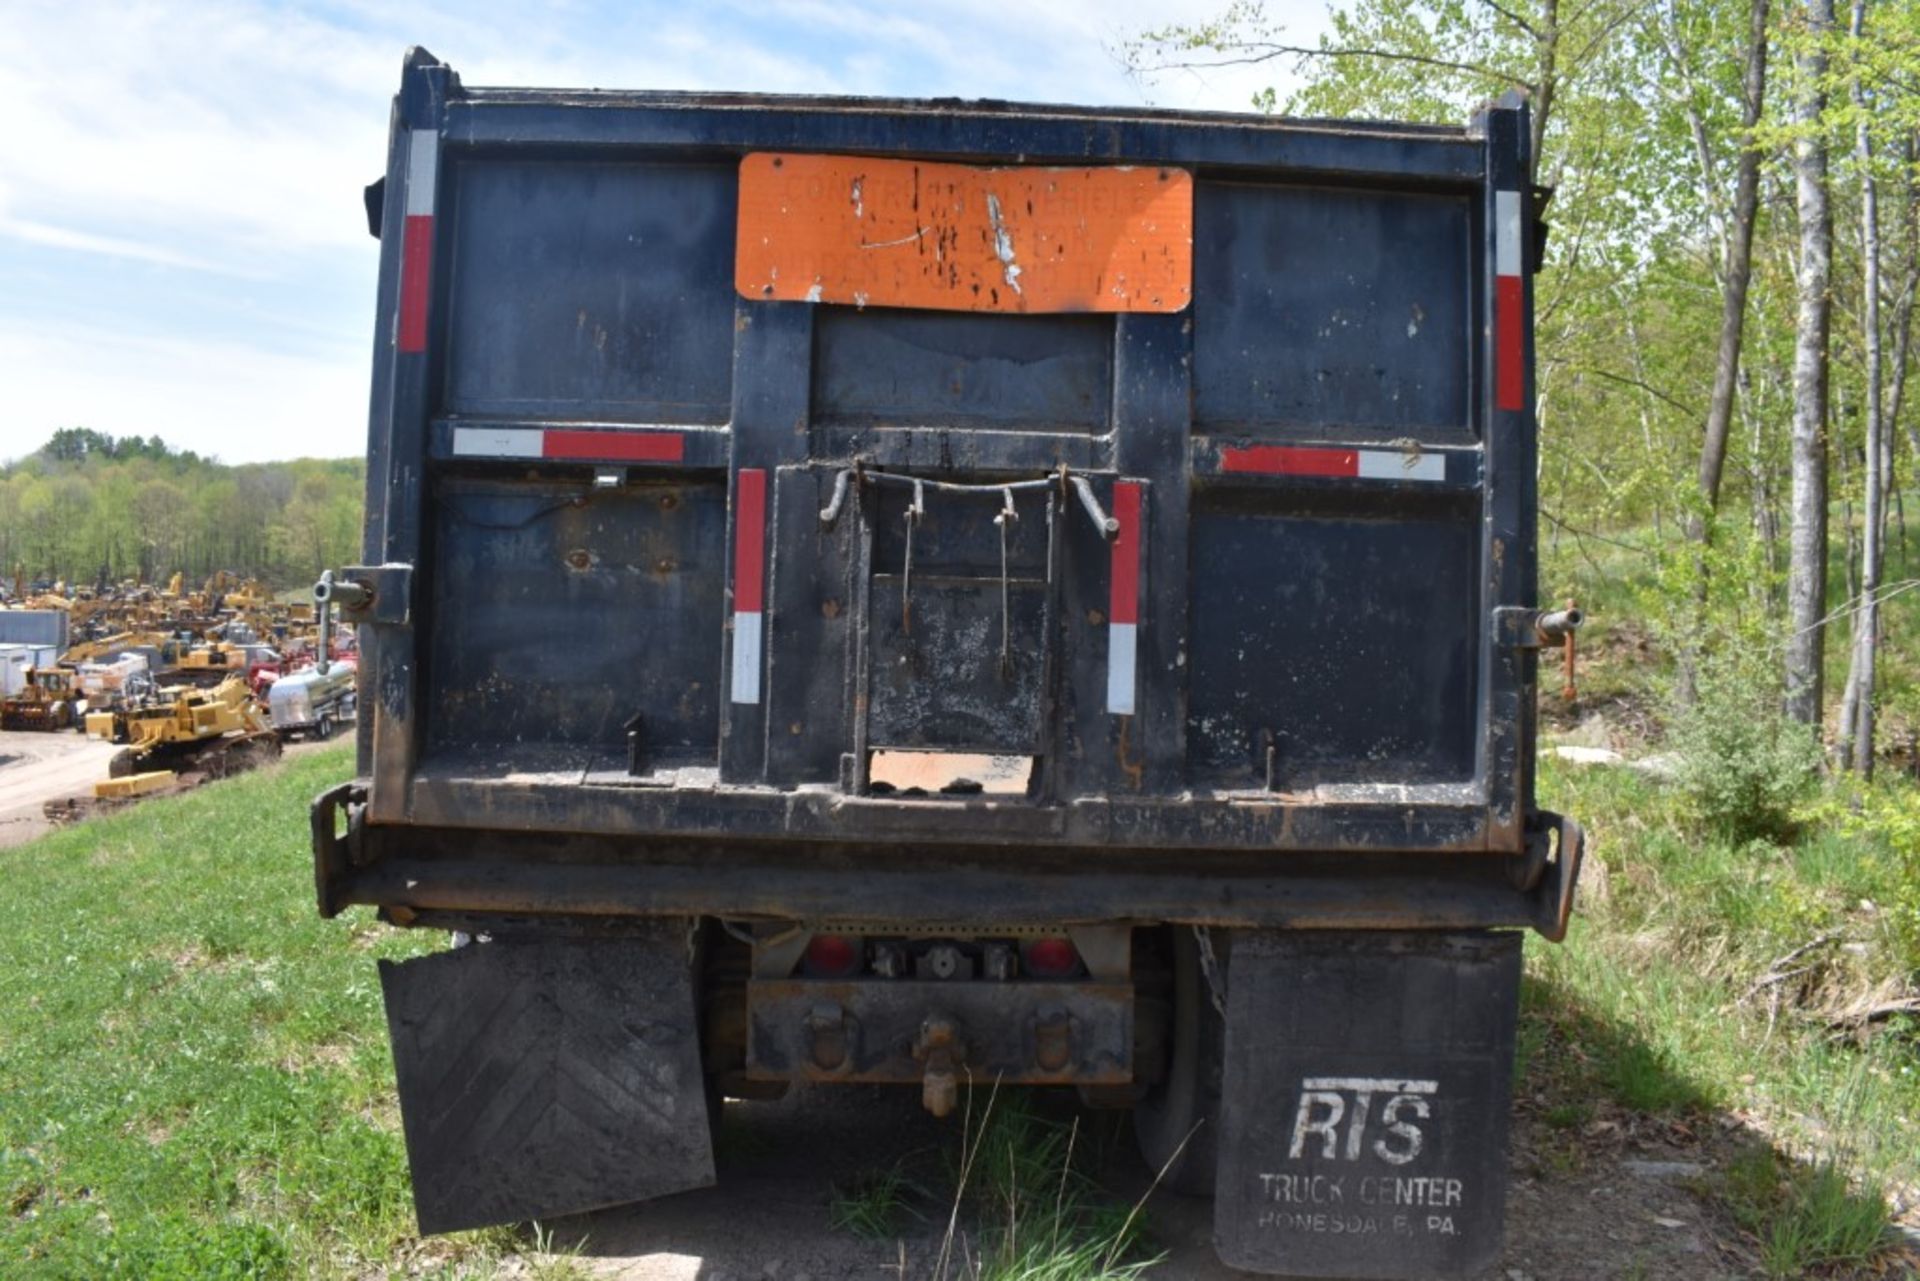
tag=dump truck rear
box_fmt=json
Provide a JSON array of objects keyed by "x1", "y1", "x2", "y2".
[{"x1": 313, "y1": 49, "x2": 1581, "y2": 1279}]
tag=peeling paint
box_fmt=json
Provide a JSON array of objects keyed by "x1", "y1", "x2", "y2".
[{"x1": 985, "y1": 193, "x2": 1024, "y2": 296}]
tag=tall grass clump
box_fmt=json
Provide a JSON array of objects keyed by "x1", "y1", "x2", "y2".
[{"x1": 934, "y1": 1086, "x2": 1161, "y2": 1281}]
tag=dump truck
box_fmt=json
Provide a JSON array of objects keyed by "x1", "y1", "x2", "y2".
[{"x1": 311, "y1": 49, "x2": 1581, "y2": 1279}]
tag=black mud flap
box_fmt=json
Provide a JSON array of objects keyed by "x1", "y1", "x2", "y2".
[
  {"x1": 379, "y1": 924, "x2": 716, "y2": 1234},
  {"x1": 1214, "y1": 931, "x2": 1523, "y2": 1280}
]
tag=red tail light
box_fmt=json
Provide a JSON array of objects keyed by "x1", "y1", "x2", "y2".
[
  {"x1": 1022, "y1": 937, "x2": 1080, "y2": 978},
  {"x1": 803, "y1": 933, "x2": 861, "y2": 977}
]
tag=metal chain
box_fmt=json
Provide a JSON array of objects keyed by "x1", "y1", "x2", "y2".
[
  {"x1": 1194, "y1": 926, "x2": 1228, "y2": 1018},
  {"x1": 993, "y1": 487, "x2": 1017, "y2": 678},
  {"x1": 901, "y1": 479, "x2": 924, "y2": 635}
]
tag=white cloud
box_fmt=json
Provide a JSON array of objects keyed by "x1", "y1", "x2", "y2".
[
  {"x1": 1, "y1": 0, "x2": 1333, "y2": 464},
  {"x1": 0, "y1": 318, "x2": 366, "y2": 465},
  {"x1": 0, "y1": 214, "x2": 231, "y2": 274}
]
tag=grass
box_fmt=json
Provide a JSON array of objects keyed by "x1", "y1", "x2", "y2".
[
  {"x1": 1530, "y1": 714, "x2": 1920, "y2": 1274},
  {"x1": 1722, "y1": 1145, "x2": 1893, "y2": 1279},
  {"x1": 829, "y1": 1160, "x2": 925, "y2": 1240},
  {"x1": 0, "y1": 744, "x2": 564, "y2": 1280},
  {"x1": 931, "y1": 1088, "x2": 1160, "y2": 1281}
]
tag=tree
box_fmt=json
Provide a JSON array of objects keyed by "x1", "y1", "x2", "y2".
[
  {"x1": 1784, "y1": 0, "x2": 1836, "y2": 729},
  {"x1": 1692, "y1": 0, "x2": 1773, "y2": 517}
]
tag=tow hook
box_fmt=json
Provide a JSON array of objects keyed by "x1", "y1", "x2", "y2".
[
  {"x1": 805, "y1": 1002, "x2": 850, "y2": 1072},
  {"x1": 1032, "y1": 1006, "x2": 1072, "y2": 1073},
  {"x1": 913, "y1": 1014, "x2": 966, "y2": 1117}
]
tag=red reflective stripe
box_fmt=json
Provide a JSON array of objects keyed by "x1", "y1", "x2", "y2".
[
  {"x1": 1109, "y1": 482, "x2": 1142, "y2": 626},
  {"x1": 1496, "y1": 274, "x2": 1525, "y2": 411},
  {"x1": 397, "y1": 215, "x2": 434, "y2": 353},
  {"x1": 542, "y1": 430, "x2": 684, "y2": 462},
  {"x1": 733, "y1": 469, "x2": 767, "y2": 614},
  {"x1": 1219, "y1": 445, "x2": 1359, "y2": 477}
]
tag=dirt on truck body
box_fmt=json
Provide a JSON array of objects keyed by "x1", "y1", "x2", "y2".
[{"x1": 313, "y1": 47, "x2": 1582, "y2": 1280}]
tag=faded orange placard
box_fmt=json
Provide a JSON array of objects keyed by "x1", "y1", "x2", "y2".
[{"x1": 735, "y1": 153, "x2": 1192, "y2": 314}]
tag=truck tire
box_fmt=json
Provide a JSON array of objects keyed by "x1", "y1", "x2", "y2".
[
  {"x1": 316, "y1": 715, "x2": 333, "y2": 741},
  {"x1": 1132, "y1": 926, "x2": 1225, "y2": 1196}
]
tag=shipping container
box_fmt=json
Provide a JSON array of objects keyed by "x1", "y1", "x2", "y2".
[
  {"x1": 311, "y1": 49, "x2": 1583, "y2": 1278},
  {"x1": 0, "y1": 611, "x2": 68, "y2": 652}
]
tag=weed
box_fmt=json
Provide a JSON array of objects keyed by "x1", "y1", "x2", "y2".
[
  {"x1": 1720, "y1": 1145, "x2": 1891, "y2": 1279},
  {"x1": 828, "y1": 1161, "x2": 924, "y2": 1240},
  {"x1": 933, "y1": 1086, "x2": 1161, "y2": 1281}
]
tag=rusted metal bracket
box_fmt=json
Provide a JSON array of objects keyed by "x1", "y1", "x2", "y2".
[
  {"x1": 310, "y1": 780, "x2": 368, "y2": 918},
  {"x1": 1526, "y1": 810, "x2": 1584, "y2": 942},
  {"x1": 1491, "y1": 604, "x2": 1583, "y2": 650},
  {"x1": 335, "y1": 563, "x2": 413, "y2": 626}
]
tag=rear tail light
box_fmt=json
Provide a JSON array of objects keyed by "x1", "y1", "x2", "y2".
[
  {"x1": 1022, "y1": 936, "x2": 1081, "y2": 978},
  {"x1": 803, "y1": 933, "x2": 862, "y2": 977}
]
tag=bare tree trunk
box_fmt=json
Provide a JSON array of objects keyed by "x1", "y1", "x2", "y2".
[
  {"x1": 1844, "y1": 0, "x2": 1885, "y2": 776},
  {"x1": 1887, "y1": 134, "x2": 1918, "y2": 578},
  {"x1": 1785, "y1": 0, "x2": 1835, "y2": 728},
  {"x1": 1890, "y1": 131, "x2": 1918, "y2": 466},
  {"x1": 1696, "y1": 0, "x2": 1773, "y2": 514}
]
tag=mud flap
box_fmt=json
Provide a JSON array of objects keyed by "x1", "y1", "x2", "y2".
[
  {"x1": 1214, "y1": 931, "x2": 1523, "y2": 1280},
  {"x1": 379, "y1": 924, "x2": 716, "y2": 1234}
]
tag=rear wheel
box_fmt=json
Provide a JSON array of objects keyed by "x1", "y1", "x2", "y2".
[
  {"x1": 1132, "y1": 926, "x2": 1226, "y2": 1196},
  {"x1": 315, "y1": 715, "x2": 333, "y2": 741}
]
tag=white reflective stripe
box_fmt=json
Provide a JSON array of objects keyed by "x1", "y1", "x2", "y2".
[
  {"x1": 451, "y1": 427, "x2": 542, "y2": 458},
  {"x1": 1495, "y1": 189, "x2": 1521, "y2": 278},
  {"x1": 730, "y1": 611, "x2": 763, "y2": 705},
  {"x1": 1303, "y1": 1077, "x2": 1439, "y2": 1094},
  {"x1": 1107, "y1": 621, "x2": 1137, "y2": 715},
  {"x1": 1355, "y1": 450, "x2": 1446, "y2": 482},
  {"x1": 406, "y1": 129, "x2": 439, "y2": 216}
]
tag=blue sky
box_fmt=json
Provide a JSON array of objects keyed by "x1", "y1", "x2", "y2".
[{"x1": 0, "y1": 0, "x2": 1328, "y2": 464}]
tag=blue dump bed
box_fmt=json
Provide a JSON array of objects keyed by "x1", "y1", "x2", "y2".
[{"x1": 313, "y1": 51, "x2": 1582, "y2": 1275}]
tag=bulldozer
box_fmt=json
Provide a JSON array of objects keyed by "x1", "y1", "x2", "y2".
[
  {"x1": 93, "y1": 677, "x2": 281, "y2": 776},
  {"x1": 1, "y1": 667, "x2": 80, "y2": 731}
]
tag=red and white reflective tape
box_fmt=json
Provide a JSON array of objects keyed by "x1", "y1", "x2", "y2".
[
  {"x1": 450, "y1": 426, "x2": 686, "y2": 463},
  {"x1": 1107, "y1": 482, "x2": 1142, "y2": 716},
  {"x1": 1219, "y1": 444, "x2": 1445, "y2": 483},
  {"x1": 1495, "y1": 189, "x2": 1524, "y2": 411},
  {"x1": 730, "y1": 468, "x2": 768, "y2": 706},
  {"x1": 397, "y1": 128, "x2": 438, "y2": 353}
]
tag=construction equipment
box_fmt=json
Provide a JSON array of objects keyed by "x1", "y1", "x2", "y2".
[
  {"x1": 0, "y1": 666, "x2": 79, "y2": 731},
  {"x1": 314, "y1": 51, "x2": 1578, "y2": 1279},
  {"x1": 100, "y1": 678, "x2": 281, "y2": 776}
]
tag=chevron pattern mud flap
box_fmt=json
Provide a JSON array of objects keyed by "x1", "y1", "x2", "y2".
[
  {"x1": 379, "y1": 925, "x2": 716, "y2": 1234},
  {"x1": 1213, "y1": 931, "x2": 1523, "y2": 1280}
]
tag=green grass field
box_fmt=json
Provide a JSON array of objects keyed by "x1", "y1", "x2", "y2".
[{"x1": 0, "y1": 746, "x2": 474, "y2": 1279}]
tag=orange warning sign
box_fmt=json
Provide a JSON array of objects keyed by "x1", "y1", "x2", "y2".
[{"x1": 735, "y1": 153, "x2": 1192, "y2": 314}]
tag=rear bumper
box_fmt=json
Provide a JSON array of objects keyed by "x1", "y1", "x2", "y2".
[{"x1": 312, "y1": 784, "x2": 1583, "y2": 939}]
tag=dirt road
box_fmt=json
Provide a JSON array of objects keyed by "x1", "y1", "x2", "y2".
[
  {"x1": 552, "y1": 1085, "x2": 1748, "y2": 1281},
  {"x1": 0, "y1": 729, "x2": 120, "y2": 849}
]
